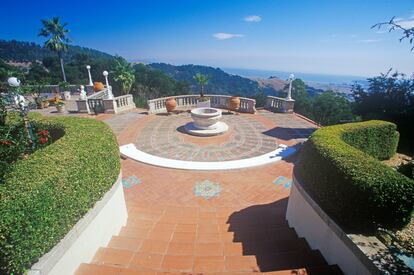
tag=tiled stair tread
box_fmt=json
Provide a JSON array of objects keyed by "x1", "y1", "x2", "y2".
[
  {"x1": 108, "y1": 235, "x2": 311, "y2": 253},
  {"x1": 76, "y1": 262, "x2": 342, "y2": 274},
  {"x1": 90, "y1": 246, "x2": 330, "y2": 273},
  {"x1": 117, "y1": 227, "x2": 299, "y2": 242}
]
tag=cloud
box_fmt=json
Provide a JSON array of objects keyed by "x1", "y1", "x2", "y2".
[
  {"x1": 355, "y1": 39, "x2": 382, "y2": 43},
  {"x1": 244, "y1": 15, "x2": 262, "y2": 22},
  {"x1": 395, "y1": 18, "x2": 414, "y2": 29},
  {"x1": 212, "y1": 33, "x2": 244, "y2": 40}
]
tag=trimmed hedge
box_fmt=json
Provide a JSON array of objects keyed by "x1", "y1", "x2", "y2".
[
  {"x1": 297, "y1": 120, "x2": 414, "y2": 232},
  {"x1": 0, "y1": 115, "x2": 120, "y2": 274}
]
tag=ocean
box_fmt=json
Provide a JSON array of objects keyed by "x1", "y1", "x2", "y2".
[{"x1": 222, "y1": 67, "x2": 368, "y2": 85}]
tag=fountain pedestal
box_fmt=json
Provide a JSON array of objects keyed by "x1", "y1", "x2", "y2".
[{"x1": 184, "y1": 108, "x2": 228, "y2": 136}]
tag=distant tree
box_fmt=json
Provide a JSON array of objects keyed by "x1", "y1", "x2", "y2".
[
  {"x1": 132, "y1": 63, "x2": 191, "y2": 106},
  {"x1": 193, "y1": 73, "x2": 210, "y2": 98},
  {"x1": 312, "y1": 91, "x2": 354, "y2": 125},
  {"x1": 113, "y1": 57, "x2": 135, "y2": 95},
  {"x1": 38, "y1": 17, "x2": 70, "y2": 82},
  {"x1": 0, "y1": 59, "x2": 25, "y2": 83},
  {"x1": 373, "y1": 17, "x2": 414, "y2": 50},
  {"x1": 352, "y1": 71, "x2": 414, "y2": 152},
  {"x1": 251, "y1": 91, "x2": 267, "y2": 107},
  {"x1": 26, "y1": 62, "x2": 51, "y2": 83},
  {"x1": 290, "y1": 79, "x2": 313, "y2": 118},
  {"x1": 352, "y1": 70, "x2": 414, "y2": 119}
]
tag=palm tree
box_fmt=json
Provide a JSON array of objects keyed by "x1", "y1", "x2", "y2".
[
  {"x1": 114, "y1": 57, "x2": 135, "y2": 95},
  {"x1": 193, "y1": 73, "x2": 209, "y2": 98},
  {"x1": 39, "y1": 17, "x2": 70, "y2": 82}
]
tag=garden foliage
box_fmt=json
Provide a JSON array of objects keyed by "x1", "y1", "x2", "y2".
[
  {"x1": 297, "y1": 120, "x2": 414, "y2": 231},
  {"x1": 0, "y1": 114, "x2": 120, "y2": 274}
]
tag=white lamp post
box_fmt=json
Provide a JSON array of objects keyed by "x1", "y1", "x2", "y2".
[
  {"x1": 103, "y1": 70, "x2": 114, "y2": 99},
  {"x1": 287, "y1": 73, "x2": 295, "y2": 100},
  {"x1": 86, "y1": 65, "x2": 93, "y2": 86},
  {"x1": 7, "y1": 77, "x2": 26, "y2": 108}
]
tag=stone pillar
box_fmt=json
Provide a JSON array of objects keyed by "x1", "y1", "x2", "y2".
[{"x1": 281, "y1": 99, "x2": 295, "y2": 113}]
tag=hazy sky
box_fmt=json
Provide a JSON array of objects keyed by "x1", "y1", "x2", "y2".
[{"x1": 1, "y1": 0, "x2": 414, "y2": 77}]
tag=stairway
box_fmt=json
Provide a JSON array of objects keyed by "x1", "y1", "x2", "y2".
[{"x1": 75, "y1": 204, "x2": 342, "y2": 274}]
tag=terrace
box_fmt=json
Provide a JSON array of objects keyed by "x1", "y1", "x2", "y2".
[{"x1": 3, "y1": 85, "x2": 413, "y2": 275}]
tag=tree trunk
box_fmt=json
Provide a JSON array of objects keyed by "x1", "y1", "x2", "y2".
[
  {"x1": 200, "y1": 85, "x2": 204, "y2": 98},
  {"x1": 58, "y1": 52, "x2": 67, "y2": 82}
]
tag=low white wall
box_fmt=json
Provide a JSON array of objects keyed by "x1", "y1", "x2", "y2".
[
  {"x1": 29, "y1": 173, "x2": 127, "y2": 275},
  {"x1": 286, "y1": 174, "x2": 379, "y2": 275}
]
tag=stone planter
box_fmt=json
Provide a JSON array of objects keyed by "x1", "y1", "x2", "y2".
[
  {"x1": 165, "y1": 98, "x2": 177, "y2": 112},
  {"x1": 229, "y1": 96, "x2": 240, "y2": 112},
  {"x1": 196, "y1": 99, "x2": 211, "y2": 108},
  {"x1": 56, "y1": 105, "x2": 65, "y2": 113},
  {"x1": 63, "y1": 91, "x2": 71, "y2": 100}
]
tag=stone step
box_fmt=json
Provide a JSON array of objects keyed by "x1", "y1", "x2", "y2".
[
  {"x1": 263, "y1": 264, "x2": 343, "y2": 274},
  {"x1": 89, "y1": 246, "x2": 331, "y2": 273},
  {"x1": 254, "y1": 250, "x2": 328, "y2": 272},
  {"x1": 124, "y1": 217, "x2": 291, "y2": 229},
  {"x1": 117, "y1": 225, "x2": 299, "y2": 243},
  {"x1": 77, "y1": 262, "x2": 341, "y2": 274},
  {"x1": 107, "y1": 235, "x2": 312, "y2": 256}
]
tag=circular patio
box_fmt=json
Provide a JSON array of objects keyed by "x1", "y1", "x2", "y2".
[{"x1": 135, "y1": 112, "x2": 278, "y2": 162}]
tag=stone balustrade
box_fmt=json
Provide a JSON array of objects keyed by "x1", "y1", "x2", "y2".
[
  {"x1": 265, "y1": 96, "x2": 295, "y2": 113},
  {"x1": 148, "y1": 94, "x2": 256, "y2": 114},
  {"x1": 76, "y1": 89, "x2": 136, "y2": 114},
  {"x1": 103, "y1": 94, "x2": 136, "y2": 114},
  {"x1": 77, "y1": 89, "x2": 108, "y2": 114}
]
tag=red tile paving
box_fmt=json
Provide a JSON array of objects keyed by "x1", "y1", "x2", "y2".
[{"x1": 75, "y1": 109, "x2": 341, "y2": 274}]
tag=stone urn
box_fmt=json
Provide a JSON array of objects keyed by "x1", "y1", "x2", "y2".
[
  {"x1": 229, "y1": 96, "x2": 240, "y2": 112},
  {"x1": 184, "y1": 108, "x2": 228, "y2": 136},
  {"x1": 93, "y1": 82, "x2": 105, "y2": 92},
  {"x1": 63, "y1": 91, "x2": 71, "y2": 100},
  {"x1": 165, "y1": 98, "x2": 177, "y2": 112}
]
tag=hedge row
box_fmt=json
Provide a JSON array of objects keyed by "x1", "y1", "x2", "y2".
[
  {"x1": 297, "y1": 120, "x2": 414, "y2": 232},
  {"x1": 0, "y1": 115, "x2": 120, "y2": 274}
]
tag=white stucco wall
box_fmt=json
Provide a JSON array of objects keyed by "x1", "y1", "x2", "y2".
[
  {"x1": 29, "y1": 173, "x2": 127, "y2": 275},
  {"x1": 286, "y1": 175, "x2": 378, "y2": 275}
]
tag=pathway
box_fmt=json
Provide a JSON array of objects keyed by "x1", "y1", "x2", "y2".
[{"x1": 75, "y1": 110, "x2": 342, "y2": 274}]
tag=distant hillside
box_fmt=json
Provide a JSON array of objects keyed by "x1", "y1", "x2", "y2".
[
  {"x1": 254, "y1": 76, "x2": 286, "y2": 91},
  {"x1": 0, "y1": 39, "x2": 114, "y2": 62},
  {"x1": 254, "y1": 75, "x2": 338, "y2": 97},
  {"x1": 149, "y1": 63, "x2": 261, "y2": 97}
]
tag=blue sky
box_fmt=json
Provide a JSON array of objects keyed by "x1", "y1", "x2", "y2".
[{"x1": 1, "y1": 0, "x2": 414, "y2": 77}]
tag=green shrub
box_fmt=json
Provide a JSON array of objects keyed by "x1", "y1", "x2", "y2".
[
  {"x1": 341, "y1": 121, "x2": 399, "y2": 160},
  {"x1": 297, "y1": 120, "x2": 414, "y2": 232},
  {"x1": 0, "y1": 115, "x2": 120, "y2": 274}
]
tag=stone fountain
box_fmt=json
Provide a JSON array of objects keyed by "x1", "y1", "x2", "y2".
[{"x1": 184, "y1": 108, "x2": 228, "y2": 136}]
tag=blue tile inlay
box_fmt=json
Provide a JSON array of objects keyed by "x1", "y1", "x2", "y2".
[
  {"x1": 122, "y1": 175, "x2": 142, "y2": 189},
  {"x1": 273, "y1": 176, "x2": 291, "y2": 189},
  {"x1": 194, "y1": 180, "x2": 221, "y2": 200}
]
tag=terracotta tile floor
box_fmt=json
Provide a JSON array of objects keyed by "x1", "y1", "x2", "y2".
[{"x1": 75, "y1": 110, "x2": 342, "y2": 274}]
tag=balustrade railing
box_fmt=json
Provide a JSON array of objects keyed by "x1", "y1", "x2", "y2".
[
  {"x1": 87, "y1": 98, "x2": 105, "y2": 114},
  {"x1": 114, "y1": 94, "x2": 135, "y2": 113},
  {"x1": 265, "y1": 96, "x2": 295, "y2": 113},
  {"x1": 147, "y1": 94, "x2": 256, "y2": 114},
  {"x1": 79, "y1": 90, "x2": 136, "y2": 114}
]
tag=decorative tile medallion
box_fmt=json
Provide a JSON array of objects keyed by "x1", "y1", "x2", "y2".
[
  {"x1": 193, "y1": 180, "x2": 222, "y2": 199},
  {"x1": 273, "y1": 176, "x2": 292, "y2": 189},
  {"x1": 122, "y1": 175, "x2": 142, "y2": 189}
]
